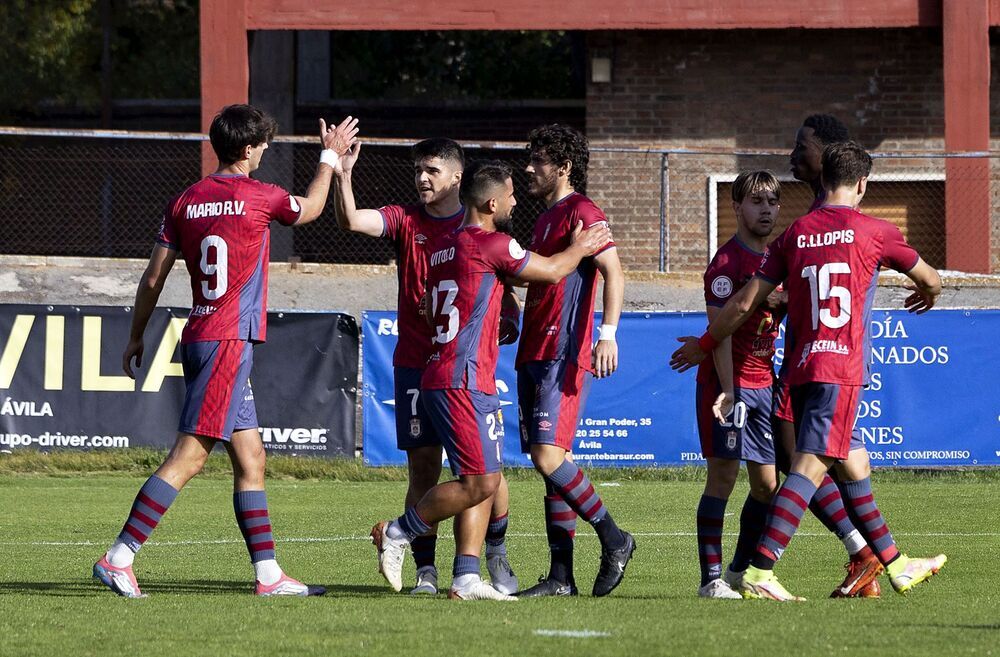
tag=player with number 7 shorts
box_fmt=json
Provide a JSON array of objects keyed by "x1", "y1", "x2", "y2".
[
  {"x1": 92, "y1": 104, "x2": 358, "y2": 599},
  {"x1": 370, "y1": 161, "x2": 611, "y2": 601},
  {"x1": 670, "y1": 141, "x2": 946, "y2": 601}
]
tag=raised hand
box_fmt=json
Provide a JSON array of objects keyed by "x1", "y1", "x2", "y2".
[
  {"x1": 336, "y1": 141, "x2": 362, "y2": 175},
  {"x1": 320, "y1": 116, "x2": 360, "y2": 155}
]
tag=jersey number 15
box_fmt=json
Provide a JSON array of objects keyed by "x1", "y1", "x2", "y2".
[{"x1": 801, "y1": 262, "x2": 851, "y2": 330}]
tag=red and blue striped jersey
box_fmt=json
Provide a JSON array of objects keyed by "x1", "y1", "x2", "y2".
[
  {"x1": 379, "y1": 204, "x2": 464, "y2": 368},
  {"x1": 697, "y1": 237, "x2": 779, "y2": 389},
  {"x1": 157, "y1": 174, "x2": 300, "y2": 344},
  {"x1": 515, "y1": 193, "x2": 614, "y2": 370},
  {"x1": 757, "y1": 206, "x2": 919, "y2": 386},
  {"x1": 777, "y1": 192, "x2": 826, "y2": 383},
  {"x1": 421, "y1": 226, "x2": 530, "y2": 393}
]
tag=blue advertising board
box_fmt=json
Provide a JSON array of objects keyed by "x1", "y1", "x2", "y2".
[{"x1": 362, "y1": 309, "x2": 1000, "y2": 468}]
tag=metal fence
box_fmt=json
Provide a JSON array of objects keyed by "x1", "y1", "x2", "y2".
[{"x1": 0, "y1": 127, "x2": 995, "y2": 272}]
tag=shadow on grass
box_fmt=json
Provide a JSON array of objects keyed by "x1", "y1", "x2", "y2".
[
  {"x1": 0, "y1": 580, "x2": 392, "y2": 598},
  {"x1": 922, "y1": 623, "x2": 1000, "y2": 631}
]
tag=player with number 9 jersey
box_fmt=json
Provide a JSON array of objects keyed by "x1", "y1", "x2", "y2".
[{"x1": 157, "y1": 175, "x2": 301, "y2": 344}]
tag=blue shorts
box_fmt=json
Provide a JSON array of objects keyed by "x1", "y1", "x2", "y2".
[
  {"x1": 422, "y1": 388, "x2": 504, "y2": 476},
  {"x1": 517, "y1": 359, "x2": 593, "y2": 453},
  {"x1": 790, "y1": 382, "x2": 863, "y2": 461},
  {"x1": 394, "y1": 367, "x2": 441, "y2": 450},
  {"x1": 179, "y1": 340, "x2": 257, "y2": 441},
  {"x1": 696, "y1": 381, "x2": 775, "y2": 464}
]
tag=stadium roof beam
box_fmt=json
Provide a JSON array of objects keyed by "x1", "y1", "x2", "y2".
[{"x1": 201, "y1": 0, "x2": 996, "y2": 272}]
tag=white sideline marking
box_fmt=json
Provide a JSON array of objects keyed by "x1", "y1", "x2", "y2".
[
  {"x1": 533, "y1": 630, "x2": 611, "y2": 639},
  {"x1": 3, "y1": 530, "x2": 998, "y2": 547}
]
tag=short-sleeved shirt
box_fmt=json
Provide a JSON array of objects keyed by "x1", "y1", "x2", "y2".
[
  {"x1": 515, "y1": 193, "x2": 615, "y2": 371},
  {"x1": 697, "y1": 237, "x2": 779, "y2": 389},
  {"x1": 756, "y1": 206, "x2": 919, "y2": 386},
  {"x1": 157, "y1": 174, "x2": 300, "y2": 344},
  {"x1": 421, "y1": 225, "x2": 530, "y2": 393},
  {"x1": 379, "y1": 204, "x2": 465, "y2": 368},
  {"x1": 776, "y1": 192, "x2": 824, "y2": 384}
]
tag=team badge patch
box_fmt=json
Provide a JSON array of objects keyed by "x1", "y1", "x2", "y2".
[
  {"x1": 509, "y1": 239, "x2": 527, "y2": 260},
  {"x1": 711, "y1": 276, "x2": 733, "y2": 298},
  {"x1": 409, "y1": 418, "x2": 422, "y2": 438},
  {"x1": 726, "y1": 430, "x2": 738, "y2": 450},
  {"x1": 497, "y1": 408, "x2": 504, "y2": 424}
]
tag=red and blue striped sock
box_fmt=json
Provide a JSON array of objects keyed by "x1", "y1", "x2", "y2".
[
  {"x1": 729, "y1": 493, "x2": 769, "y2": 573},
  {"x1": 544, "y1": 483, "x2": 576, "y2": 583},
  {"x1": 754, "y1": 472, "x2": 817, "y2": 569},
  {"x1": 117, "y1": 475, "x2": 178, "y2": 553},
  {"x1": 696, "y1": 494, "x2": 727, "y2": 586},
  {"x1": 547, "y1": 460, "x2": 625, "y2": 550},
  {"x1": 411, "y1": 534, "x2": 437, "y2": 569},
  {"x1": 234, "y1": 490, "x2": 276, "y2": 563},
  {"x1": 485, "y1": 512, "x2": 509, "y2": 556},
  {"x1": 809, "y1": 474, "x2": 859, "y2": 542},
  {"x1": 841, "y1": 477, "x2": 900, "y2": 565}
]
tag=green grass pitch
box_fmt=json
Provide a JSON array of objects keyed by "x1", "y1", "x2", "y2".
[{"x1": 1, "y1": 466, "x2": 997, "y2": 657}]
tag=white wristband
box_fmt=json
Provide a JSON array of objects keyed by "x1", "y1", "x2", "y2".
[
  {"x1": 319, "y1": 149, "x2": 340, "y2": 168},
  {"x1": 598, "y1": 324, "x2": 617, "y2": 341}
]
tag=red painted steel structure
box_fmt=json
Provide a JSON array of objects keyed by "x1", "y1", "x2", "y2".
[{"x1": 199, "y1": 0, "x2": 994, "y2": 271}]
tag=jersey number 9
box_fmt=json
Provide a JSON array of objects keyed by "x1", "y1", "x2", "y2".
[{"x1": 200, "y1": 235, "x2": 228, "y2": 300}]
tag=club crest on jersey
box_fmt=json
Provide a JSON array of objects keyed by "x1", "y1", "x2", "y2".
[
  {"x1": 711, "y1": 276, "x2": 733, "y2": 298},
  {"x1": 409, "y1": 418, "x2": 422, "y2": 438}
]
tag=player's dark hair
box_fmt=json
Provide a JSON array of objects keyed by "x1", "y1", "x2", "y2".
[
  {"x1": 821, "y1": 141, "x2": 872, "y2": 190},
  {"x1": 460, "y1": 160, "x2": 512, "y2": 206},
  {"x1": 209, "y1": 104, "x2": 278, "y2": 165},
  {"x1": 526, "y1": 124, "x2": 589, "y2": 194},
  {"x1": 732, "y1": 170, "x2": 780, "y2": 203},
  {"x1": 412, "y1": 138, "x2": 465, "y2": 169},
  {"x1": 803, "y1": 114, "x2": 850, "y2": 145}
]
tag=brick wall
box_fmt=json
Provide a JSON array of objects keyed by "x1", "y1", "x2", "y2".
[{"x1": 585, "y1": 28, "x2": 999, "y2": 273}]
